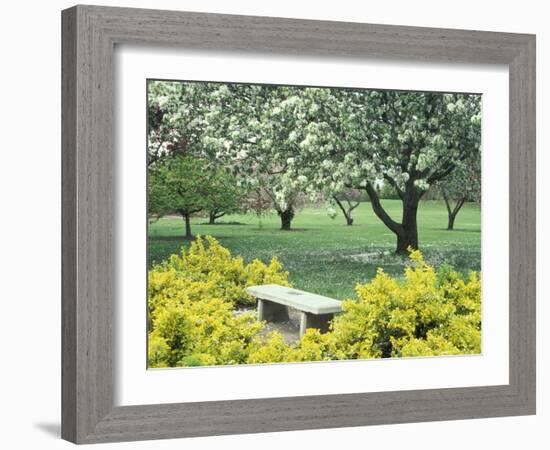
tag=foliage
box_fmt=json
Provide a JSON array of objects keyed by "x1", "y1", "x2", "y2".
[
  {"x1": 439, "y1": 156, "x2": 481, "y2": 203},
  {"x1": 330, "y1": 249, "x2": 481, "y2": 359},
  {"x1": 149, "y1": 235, "x2": 290, "y2": 311},
  {"x1": 149, "y1": 295, "x2": 263, "y2": 367},
  {"x1": 147, "y1": 80, "x2": 215, "y2": 165},
  {"x1": 148, "y1": 80, "x2": 481, "y2": 248},
  {"x1": 205, "y1": 165, "x2": 249, "y2": 223},
  {"x1": 148, "y1": 238, "x2": 481, "y2": 368},
  {"x1": 249, "y1": 250, "x2": 481, "y2": 363},
  {"x1": 149, "y1": 155, "x2": 246, "y2": 237},
  {"x1": 147, "y1": 236, "x2": 291, "y2": 367},
  {"x1": 148, "y1": 155, "x2": 211, "y2": 219}
]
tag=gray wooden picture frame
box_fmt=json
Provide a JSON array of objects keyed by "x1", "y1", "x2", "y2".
[{"x1": 61, "y1": 4, "x2": 536, "y2": 444}]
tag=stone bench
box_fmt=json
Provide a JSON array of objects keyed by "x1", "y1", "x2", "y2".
[{"x1": 245, "y1": 284, "x2": 342, "y2": 337}]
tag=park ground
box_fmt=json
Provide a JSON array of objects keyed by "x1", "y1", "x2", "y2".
[{"x1": 148, "y1": 199, "x2": 481, "y2": 301}]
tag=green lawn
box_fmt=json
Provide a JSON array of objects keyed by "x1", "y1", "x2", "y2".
[{"x1": 148, "y1": 200, "x2": 481, "y2": 300}]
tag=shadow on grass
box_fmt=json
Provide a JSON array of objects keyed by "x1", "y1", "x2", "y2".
[
  {"x1": 251, "y1": 228, "x2": 312, "y2": 233},
  {"x1": 436, "y1": 228, "x2": 481, "y2": 233},
  {"x1": 198, "y1": 221, "x2": 248, "y2": 226},
  {"x1": 149, "y1": 235, "x2": 192, "y2": 242},
  {"x1": 149, "y1": 235, "x2": 241, "y2": 242}
]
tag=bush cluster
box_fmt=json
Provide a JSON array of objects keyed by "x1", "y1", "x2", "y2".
[
  {"x1": 148, "y1": 237, "x2": 481, "y2": 368},
  {"x1": 148, "y1": 236, "x2": 290, "y2": 367}
]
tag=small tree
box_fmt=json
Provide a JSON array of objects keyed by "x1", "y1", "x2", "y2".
[
  {"x1": 332, "y1": 189, "x2": 361, "y2": 225},
  {"x1": 206, "y1": 169, "x2": 248, "y2": 224},
  {"x1": 149, "y1": 156, "x2": 232, "y2": 239},
  {"x1": 241, "y1": 188, "x2": 272, "y2": 228},
  {"x1": 438, "y1": 156, "x2": 481, "y2": 230}
]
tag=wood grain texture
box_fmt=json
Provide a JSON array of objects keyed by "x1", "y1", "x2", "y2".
[
  {"x1": 61, "y1": 5, "x2": 536, "y2": 444},
  {"x1": 61, "y1": 6, "x2": 77, "y2": 443}
]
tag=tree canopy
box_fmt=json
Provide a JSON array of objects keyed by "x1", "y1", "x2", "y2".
[
  {"x1": 148, "y1": 155, "x2": 244, "y2": 239},
  {"x1": 147, "y1": 80, "x2": 481, "y2": 250}
]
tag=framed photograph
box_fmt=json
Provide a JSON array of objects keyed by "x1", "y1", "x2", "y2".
[{"x1": 62, "y1": 5, "x2": 536, "y2": 444}]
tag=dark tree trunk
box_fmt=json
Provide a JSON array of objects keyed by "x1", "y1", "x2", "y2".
[
  {"x1": 395, "y1": 186, "x2": 421, "y2": 254},
  {"x1": 183, "y1": 212, "x2": 193, "y2": 240},
  {"x1": 208, "y1": 210, "x2": 226, "y2": 225},
  {"x1": 365, "y1": 181, "x2": 421, "y2": 254},
  {"x1": 396, "y1": 223, "x2": 419, "y2": 254},
  {"x1": 442, "y1": 191, "x2": 465, "y2": 231},
  {"x1": 447, "y1": 214, "x2": 456, "y2": 230},
  {"x1": 333, "y1": 196, "x2": 357, "y2": 226},
  {"x1": 278, "y1": 206, "x2": 295, "y2": 231}
]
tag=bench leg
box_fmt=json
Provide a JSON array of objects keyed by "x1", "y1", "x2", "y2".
[
  {"x1": 299, "y1": 312, "x2": 334, "y2": 337},
  {"x1": 257, "y1": 299, "x2": 290, "y2": 322}
]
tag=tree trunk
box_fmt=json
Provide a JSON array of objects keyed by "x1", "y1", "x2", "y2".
[
  {"x1": 447, "y1": 213, "x2": 456, "y2": 230},
  {"x1": 332, "y1": 195, "x2": 360, "y2": 225},
  {"x1": 208, "y1": 210, "x2": 226, "y2": 225},
  {"x1": 334, "y1": 196, "x2": 355, "y2": 226},
  {"x1": 183, "y1": 212, "x2": 193, "y2": 240},
  {"x1": 396, "y1": 224, "x2": 419, "y2": 254},
  {"x1": 365, "y1": 181, "x2": 421, "y2": 255},
  {"x1": 447, "y1": 199, "x2": 465, "y2": 230},
  {"x1": 395, "y1": 188, "x2": 420, "y2": 254},
  {"x1": 442, "y1": 191, "x2": 465, "y2": 231},
  {"x1": 278, "y1": 206, "x2": 294, "y2": 231}
]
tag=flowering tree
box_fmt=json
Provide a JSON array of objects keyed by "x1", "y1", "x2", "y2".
[
  {"x1": 147, "y1": 80, "x2": 213, "y2": 165},
  {"x1": 297, "y1": 89, "x2": 481, "y2": 253},
  {"x1": 201, "y1": 84, "x2": 322, "y2": 230},
  {"x1": 147, "y1": 81, "x2": 247, "y2": 230},
  {"x1": 148, "y1": 81, "x2": 481, "y2": 249}
]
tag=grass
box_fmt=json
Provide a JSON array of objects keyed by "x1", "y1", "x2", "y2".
[{"x1": 148, "y1": 199, "x2": 481, "y2": 300}]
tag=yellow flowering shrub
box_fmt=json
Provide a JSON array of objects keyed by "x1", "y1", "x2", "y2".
[
  {"x1": 247, "y1": 331, "x2": 291, "y2": 364},
  {"x1": 149, "y1": 236, "x2": 290, "y2": 312},
  {"x1": 329, "y1": 249, "x2": 481, "y2": 359},
  {"x1": 148, "y1": 239, "x2": 481, "y2": 368},
  {"x1": 247, "y1": 329, "x2": 334, "y2": 364},
  {"x1": 148, "y1": 295, "x2": 263, "y2": 367},
  {"x1": 148, "y1": 236, "x2": 290, "y2": 367}
]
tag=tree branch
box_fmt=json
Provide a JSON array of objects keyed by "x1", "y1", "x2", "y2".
[
  {"x1": 427, "y1": 163, "x2": 456, "y2": 184},
  {"x1": 383, "y1": 174, "x2": 404, "y2": 200},
  {"x1": 365, "y1": 182, "x2": 402, "y2": 234},
  {"x1": 333, "y1": 196, "x2": 349, "y2": 218}
]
